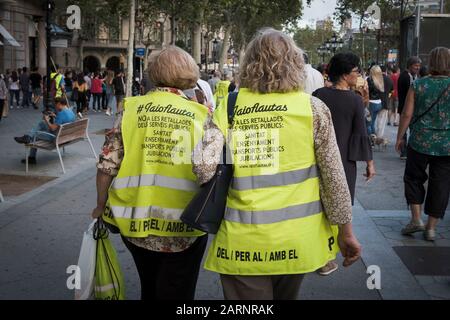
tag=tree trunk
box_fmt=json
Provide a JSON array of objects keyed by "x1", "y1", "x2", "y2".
[
  {"x1": 218, "y1": 25, "x2": 231, "y2": 72},
  {"x1": 238, "y1": 43, "x2": 246, "y2": 65},
  {"x1": 192, "y1": 23, "x2": 202, "y2": 64},
  {"x1": 170, "y1": 15, "x2": 176, "y2": 45},
  {"x1": 126, "y1": 0, "x2": 136, "y2": 97}
]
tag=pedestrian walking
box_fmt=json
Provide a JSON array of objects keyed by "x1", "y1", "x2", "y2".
[
  {"x1": 303, "y1": 53, "x2": 324, "y2": 94},
  {"x1": 396, "y1": 47, "x2": 450, "y2": 241},
  {"x1": 112, "y1": 71, "x2": 125, "y2": 113},
  {"x1": 389, "y1": 65, "x2": 400, "y2": 126},
  {"x1": 72, "y1": 73, "x2": 88, "y2": 115},
  {"x1": 194, "y1": 28, "x2": 361, "y2": 300},
  {"x1": 0, "y1": 74, "x2": 8, "y2": 122},
  {"x1": 29, "y1": 67, "x2": 42, "y2": 109},
  {"x1": 91, "y1": 73, "x2": 103, "y2": 112},
  {"x1": 8, "y1": 71, "x2": 20, "y2": 108},
  {"x1": 104, "y1": 70, "x2": 115, "y2": 116},
  {"x1": 397, "y1": 56, "x2": 421, "y2": 160},
  {"x1": 92, "y1": 46, "x2": 211, "y2": 300},
  {"x1": 19, "y1": 67, "x2": 31, "y2": 108},
  {"x1": 367, "y1": 65, "x2": 385, "y2": 137},
  {"x1": 313, "y1": 52, "x2": 375, "y2": 276}
]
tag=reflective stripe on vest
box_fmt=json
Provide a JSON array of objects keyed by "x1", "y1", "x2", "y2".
[
  {"x1": 224, "y1": 200, "x2": 322, "y2": 224},
  {"x1": 231, "y1": 165, "x2": 318, "y2": 191},
  {"x1": 105, "y1": 91, "x2": 208, "y2": 238},
  {"x1": 112, "y1": 174, "x2": 199, "y2": 192},
  {"x1": 204, "y1": 89, "x2": 339, "y2": 275},
  {"x1": 110, "y1": 205, "x2": 183, "y2": 220}
]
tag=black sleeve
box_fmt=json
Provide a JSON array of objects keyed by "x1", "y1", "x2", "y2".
[
  {"x1": 397, "y1": 72, "x2": 410, "y2": 111},
  {"x1": 348, "y1": 94, "x2": 373, "y2": 162}
]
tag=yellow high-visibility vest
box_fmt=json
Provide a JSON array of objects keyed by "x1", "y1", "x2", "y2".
[
  {"x1": 50, "y1": 72, "x2": 64, "y2": 97},
  {"x1": 214, "y1": 80, "x2": 231, "y2": 107},
  {"x1": 103, "y1": 91, "x2": 209, "y2": 238},
  {"x1": 204, "y1": 88, "x2": 339, "y2": 275}
]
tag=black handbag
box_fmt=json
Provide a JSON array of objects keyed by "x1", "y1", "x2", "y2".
[{"x1": 180, "y1": 92, "x2": 238, "y2": 234}]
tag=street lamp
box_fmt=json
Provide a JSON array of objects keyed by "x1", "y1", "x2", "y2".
[
  {"x1": 317, "y1": 45, "x2": 330, "y2": 63},
  {"x1": 44, "y1": 0, "x2": 55, "y2": 111},
  {"x1": 327, "y1": 33, "x2": 344, "y2": 54}
]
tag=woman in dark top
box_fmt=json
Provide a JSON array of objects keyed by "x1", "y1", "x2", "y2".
[
  {"x1": 313, "y1": 53, "x2": 375, "y2": 203},
  {"x1": 313, "y1": 53, "x2": 375, "y2": 276}
]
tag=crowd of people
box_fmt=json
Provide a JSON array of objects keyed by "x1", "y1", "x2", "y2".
[{"x1": 1, "y1": 27, "x2": 448, "y2": 301}]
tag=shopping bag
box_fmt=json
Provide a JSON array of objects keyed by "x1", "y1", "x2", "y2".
[
  {"x1": 375, "y1": 109, "x2": 388, "y2": 138},
  {"x1": 94, "y1": 221, "x2": 126, "y2": 300},
  {"x1": 74, "y1": 219, "x2": 97, "y2": 300},
  {"x1": 2, "y1": 99, "x2": 8, "y2": 118}
]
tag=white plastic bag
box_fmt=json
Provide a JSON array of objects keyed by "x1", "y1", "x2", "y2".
[
  {"x1": 376, "y1": 109, "x2": 388, "y2": 138},
  {"x1": 74, "y1": 219, "x2": 97, "y2": 300}
]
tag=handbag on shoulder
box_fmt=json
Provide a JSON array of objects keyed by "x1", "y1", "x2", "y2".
[{"x1": 180, "y1": 92, "x2": 238, "y2": 234}]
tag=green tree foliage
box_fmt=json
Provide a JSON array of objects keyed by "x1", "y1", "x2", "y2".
[{"x1": 292, "y1": 26, "x2": 334, "y2": 66}]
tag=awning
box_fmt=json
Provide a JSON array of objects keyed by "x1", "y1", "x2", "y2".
[{"x1": 0, "y1": 23, "x2": 20, "y2": 47}]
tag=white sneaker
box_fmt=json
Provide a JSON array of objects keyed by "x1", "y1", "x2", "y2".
[
  {"x1": 106, "y1": 109, "x2": 111, "y2": 116},
  {"x1": 77, "y1": 112, "x2": 83, "y2": 118}
]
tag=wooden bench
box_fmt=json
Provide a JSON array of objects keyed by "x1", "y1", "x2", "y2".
[{"x1": 24, "y1": 118, "x2": 98, "y2": 174}]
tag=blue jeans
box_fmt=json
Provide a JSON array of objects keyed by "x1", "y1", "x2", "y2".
[
  {"x1": 368, "y1": 102, "x2": 382, "y2": 136},
  {"x1": 28, "y1": 120, "x2": 56, "y2": 158}
]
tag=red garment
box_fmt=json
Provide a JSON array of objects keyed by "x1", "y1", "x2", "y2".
[
  {"x1": 390, "y1": 73, "x2": 400, "y2": 98},
  {"x1": 91, "y1": 78, "x2": 103, "y2": 94}
]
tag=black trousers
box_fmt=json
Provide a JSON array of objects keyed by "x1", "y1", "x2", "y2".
[
  {"x1": 122, "y1": 235, "x2": 208, "y2": 300},
  {"x1": 404, "y1": 146, "x2": 450, "y2": 218},
  {"x1": 0, "y1": 99, "x2": 4, "y2": 121}
]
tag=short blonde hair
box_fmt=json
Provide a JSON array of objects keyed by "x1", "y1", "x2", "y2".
[
  {"x1": 148, "y1": 46, "x2": 199, "y2": 90},
  {"x1": 429, "y1": 47, "x2": 450, "y2": 76},
  {"x1": 239, "y1": 28, "x2": 305, "y2": 93}
]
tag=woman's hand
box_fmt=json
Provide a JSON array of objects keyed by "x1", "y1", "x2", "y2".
[
  {"x1": 363, "y1": 161, "x2": 376, "y2": 182},
  {"x1": 395, "y1": 138, "x2": 404, "y2": 154},
  {"x1": 338, "y1": 224, "x2": 362, "y2": 267},
  {"x1": 91, "y1": 206, "x2": 104, "y2": 219}
]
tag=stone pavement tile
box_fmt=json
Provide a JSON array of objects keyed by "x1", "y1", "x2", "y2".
[
  {"x1": 415, "y1": 276, "x2": 435, "y2": 287},
  {"x1": 421, "y1": 283, "x2": 450, "y2": 300},
  {"x1": 352, "y1": 200, "x2": 429, "y2": 300},
  {"x1": 440, "y1": 231, "x2": 450, "y2": 239},
  {"x1": 372, "y1": 218, "x2": 403, "y2": 228},
  {"x1": 376, "y1": 225, "x2": 394, "y2": 233},
  {"x1": 0, "y1": 210, "x2": 140, "y2": 299},
  {"x1": 401, "y1": 240, "x2": 435, "y2": 247},
  {"x1": 387, "y1": 239, "x2": 404, "y2": 247},
  {"x1": 298, "y1": 255, "x2": 380, "y2": 300},
  {"x1": 434, "y1": 239, "x2": 450, "y2": 246}
]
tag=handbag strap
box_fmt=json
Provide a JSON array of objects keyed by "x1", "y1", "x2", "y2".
[
  {"x1": 411, "y1": 83, "x2": 449, "y2": 125},
  {"x1": 227, "y1": 91, "x2": 238, "y2": 125},
  {"x1": 223, "y1": 92, "x2": 238, "y2": 165}
]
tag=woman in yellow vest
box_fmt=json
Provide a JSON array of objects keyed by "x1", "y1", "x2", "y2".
[
  {"x1": 193, "y1": 28, "x2": 362, "y2": 300},
  {"x1": 91, "y1": 46, "x2": 210, "y2": 300}
]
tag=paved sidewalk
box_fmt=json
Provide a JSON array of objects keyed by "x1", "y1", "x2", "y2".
[{"x1": 0, "y1": 108, "x2": 448, "y2": 300}]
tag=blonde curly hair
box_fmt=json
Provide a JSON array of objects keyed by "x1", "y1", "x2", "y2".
[{"x1": 239, "y1": 28, "x2": 306, "y2": 93}]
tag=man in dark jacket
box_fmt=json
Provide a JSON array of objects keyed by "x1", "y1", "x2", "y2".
[
  {"x1": 397, "y1": 56, "x2": 421, "y2": 159},
  {"x1": 19, "y1": 67, "x2": 31, "y2": 108}
]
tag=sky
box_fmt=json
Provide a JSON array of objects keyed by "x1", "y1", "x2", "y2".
[{"x1": 299, "y1": 0, "x2": 339, "y2": 28}]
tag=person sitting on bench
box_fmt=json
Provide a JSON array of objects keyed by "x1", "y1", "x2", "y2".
[{"x1": 14, "y1": 97, "x2": 76, "y2": 164}]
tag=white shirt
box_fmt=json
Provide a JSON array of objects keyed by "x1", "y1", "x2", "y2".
[
  {"x1": 197, "y1": 79, "x2": 216, "y2": 111},
  {"x1": 303, "y1": 64, "x2": 324, "y2": 94},
  {"x1": 84, "y1": 75, "x2": 91, "y2": 90}
]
